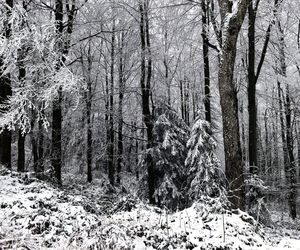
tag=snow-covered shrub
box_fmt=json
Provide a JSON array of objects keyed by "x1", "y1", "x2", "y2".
[
  {"x1": 185, "y1": 117, "x2": 226, "y2": 201},
  {"x1": 139, "y1": 103, "x2": 190, "y2": 210},
  {"x1": 245, "y1": 174, "x2": 271, "y2": 226}
]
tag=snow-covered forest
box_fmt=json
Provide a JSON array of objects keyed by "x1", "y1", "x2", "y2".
[{"x1": 0, "y1": 0, "x2": 300, "y2": 249}]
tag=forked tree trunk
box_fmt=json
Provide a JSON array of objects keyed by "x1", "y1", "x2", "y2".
[{"x1": 248, "y1": 0, "x2": 278, "y2": 173}]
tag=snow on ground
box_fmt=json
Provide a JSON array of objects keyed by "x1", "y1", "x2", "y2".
[{"x1": 0, "y1": 169, "x2": 300, "y2": 249}]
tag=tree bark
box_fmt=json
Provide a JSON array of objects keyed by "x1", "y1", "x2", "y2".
[
  {"x1": 218, "y1": 0, "x2": 248, "y2": 210},
  {"x1": 108, "y1": 18, "x2": 116, "y2": 186},
  {"x1": 51, "y1": 0, "x2": 64, "y2": 184},
  {"x1": 86, "y1": 41, "x2": 93, "y2": 183},
  {"x1": 52, "y1": 0, "x2": 75, "y2": 184},
  {"x1": 202, "y1": 0, "x2": 211, "y2": 124},
  {"x1": 17, "y1": 50, "x2": 26, "y2": 172},
  {"x1": 285, "y1": 85, "x2": 297, "y2": 219},
  {"x1": 297, "y1": 119, "x2": 300, "y2": 181},
  {"x1": 17, "y1": 130, "x2": 25, "y2": 172},
  {"x1": 248, "y1": 0, "x2": 278, "y2": 173},
  {"x1": 139, "y1": 0, "x2": 155, "y2": 204},
  {"x1": 117, "y1": 31, "x2": 125, "y2": 185},
  {"x1": 38, "y1": 115, "x2": 44, "y2": 172},
  {"x1": 247, "y1": 0, "x2": 257, "y2": 172},
  {"x1": 277, "y1": 15, "x2": 297, "y2": 219},
  {"x1": 180, "y1": 80, "x2": 185, "y2": 121}
]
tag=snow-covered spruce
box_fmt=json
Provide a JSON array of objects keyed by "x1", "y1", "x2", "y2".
[
  {"x1": 139, "y1": 104, "x2": 190, "y2": 210},
  {"x1": 185, "y1": 117, "x2": 226, "y2": 201}
]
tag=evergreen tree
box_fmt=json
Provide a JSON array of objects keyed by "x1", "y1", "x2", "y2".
[
  {"x1": 185, "y1": 117, "x2": 226, "y2": 200},
  {"x1": 139, "y1": 103, "x2": 190, "y2": 210}
]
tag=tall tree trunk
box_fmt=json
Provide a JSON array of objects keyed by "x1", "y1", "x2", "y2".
[
  {"x1": 139, "y1": 0, "x2": 155, "y2": 204},
  {"x1": 248, "y1": 0, "x2": 278, "y2": 173},
  {"x1": 201, "y1": 0, "x2": 211, "y2": 124},
  {"x1": 185, "y1": 78, "x2": 190, "y2": 126},
  {"x1": 108, "y1": 18, "x2": 116, "y2": 186},
  {"x1": 104, "y1": 59, "x2": 110, "y2": 175},
  {"x1": 218, "y1": 0, "x2": 248, "y2": 210},
  {"x1": 52, "y1": 0, "x2": 75, "y2": 183},
  {"x1": 272, "y1": 111, "x2": 279, "y2": 184},
  {"x1": 0, "y1": 0, "x2": 13, "y2": 169},
  {"x1": 264, "y1": 109, "x2": 271, "y2": 182},
  {"x1": 247, "y1": 0, "x2": 257, "y2": 172},
  {"x1": 17, "y1": 52, "x2": 26, "y2": 172},
  {"x1": 52, "y1": 0, "x2": 64, "y2": 184},
  {"x1": 163, "y1": 21, "x2": 170, "y2": 105},
  {"x1": 277, "y1": 16, "x2": 297, "y2": 219},
  {"x1": 277, "y1": 81, "x2": 288, "y2": 177},
  {"x1": 117, "y1": 31, "x2": 125, "y2": 185},
  {"x1": 285, "y1": 85, "x2": 297, "y2": 219},
  {"x1": 180, "y1": 80, "x2": 185, "y2": 121},
  {"x1": 86, "y1": 41, "x2": 93, "y2": 183}
]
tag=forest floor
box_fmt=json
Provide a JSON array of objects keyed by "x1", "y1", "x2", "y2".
[{"x1": 0, "y1": 168, "x2": 300, "y2": 249}]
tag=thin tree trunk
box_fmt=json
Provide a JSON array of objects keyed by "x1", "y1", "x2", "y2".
[
  {"x1": 30, "y1": 109, "x2": 38, "y2": 172},
  {"x1": 184, "y1": 78, "x2": 190, "y2": 126},
  {"x1": 108, "y1": 18, "x2": 116, "y2": 186},
  {"x1": 248, "y1": 0, "x2": 278, "y2": 173},
  {"x1": 117, "y1": 31, "x2": 125, "y2": 185},
  {"x1": 277, "y1": 15, "x2": 297, "y2": 219},
  {"x1": 136, "y1": 128, "x2": 139, "y2": 179},
  {"x1": 17, "y1": 52, "x2": 26, "y2": 172},
  {"x1": 139, "y1": 1, "x2": 155, "y2": 204},
  {"x1": 277, "y1": 81, "x2": 288, "y2": 178},
  {"x1": 264, "y1": 109, "x2": 270, "y2": 182},
  {"x1": 202, "y1": 0, "x2": 211, "y2": 124},
  {"x1": 86, "y1": 41, "x2": 93, "y2": 183},
  {"x1": 240, "y1": 102, "x2": 247, "y2": 163},
  {"x1": 163, "y1": 22, "x2": 170, "y2": 105},
  {"x1": 105, "y1": 59, "x2": 110, "y2": 175},
  {"x1": 180, "y1": 80, "x2": 185, "y2": 121},
  {"x1": 273, "y1": 112, "x2": 279, "y2": 184},
  {"x1": 285, "y1": 85, "x2": 297, "y2": 219},
  {"x1": 38, "y1": 115, "x2": 44, "y2": 172},
  {"x1": 297, "y1": 119, "x2": 300, "y2": 181}
]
